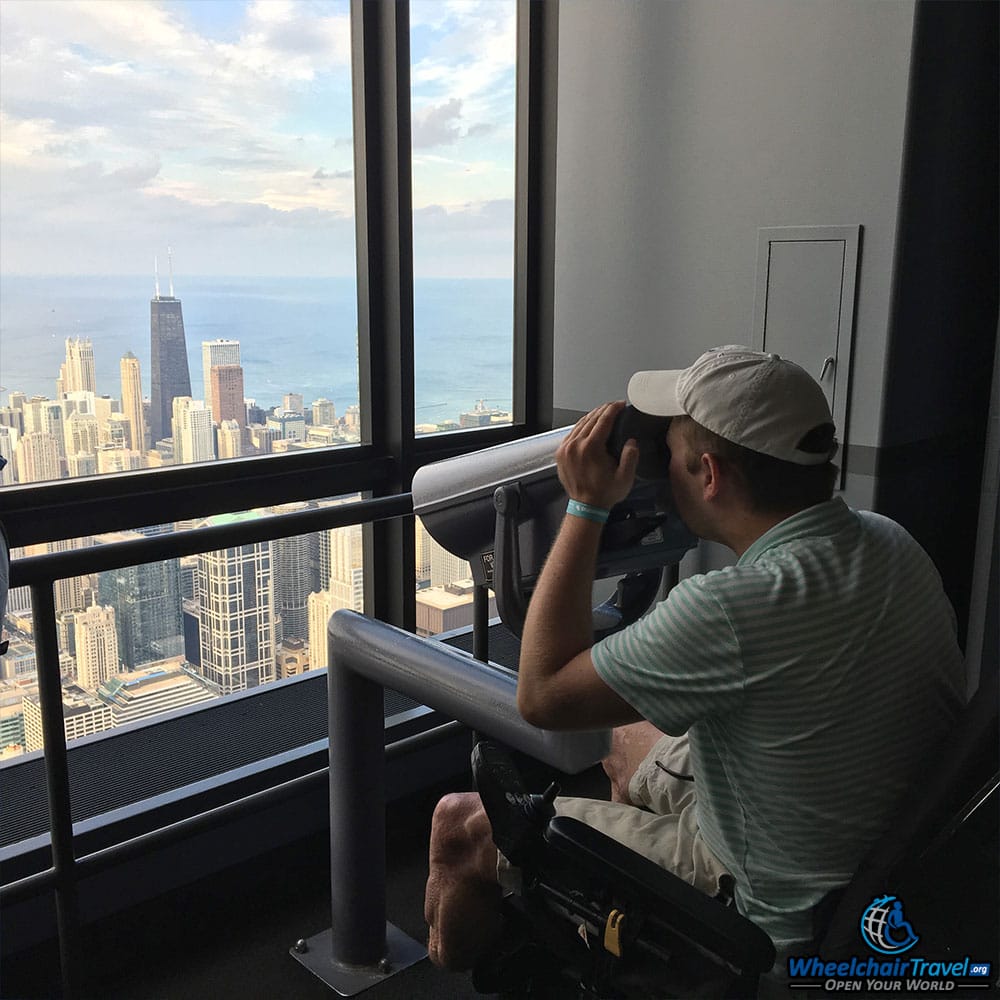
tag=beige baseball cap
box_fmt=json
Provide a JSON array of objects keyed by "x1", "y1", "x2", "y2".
[{"x1": 627, "y1": 345, "x2": 837, "y2": 466}]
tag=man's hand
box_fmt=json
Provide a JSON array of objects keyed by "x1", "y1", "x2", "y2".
[{"x1": 556, "y1": 401, "x2": 640, "y2": 510}]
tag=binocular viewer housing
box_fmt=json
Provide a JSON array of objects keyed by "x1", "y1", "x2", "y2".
[{"x1": 413, "y1": 408, "x2": 697, "y2": 639}]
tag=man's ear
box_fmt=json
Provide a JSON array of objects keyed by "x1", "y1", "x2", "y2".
[{"x1": 701, "y1": 452, "x2": 723, "y2": 501}]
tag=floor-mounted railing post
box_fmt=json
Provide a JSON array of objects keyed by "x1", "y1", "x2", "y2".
[
  {"x1": 327, "y1": 654, "x2": 388, "y2": 966},
  {"x1": 289, "y1": 616, "x2": 426, "y2": 995}
]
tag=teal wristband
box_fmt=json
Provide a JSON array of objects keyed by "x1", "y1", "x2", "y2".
[{"x1": 566, "y1": 499, "x2": 610, "y2": 524}]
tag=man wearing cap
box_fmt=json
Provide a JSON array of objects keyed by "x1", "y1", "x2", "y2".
[{"x1": 425, "y1": 346, "x2": 964, "y2": 980}]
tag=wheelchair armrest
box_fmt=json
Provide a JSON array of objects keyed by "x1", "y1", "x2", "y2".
[{"x1": 544, "y1": 816, "x2": 776, "y2": 976}]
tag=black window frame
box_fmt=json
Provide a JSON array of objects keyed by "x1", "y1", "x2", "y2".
[{"x1": 0, "y1": 0, "x2": 559, "y2": 900}]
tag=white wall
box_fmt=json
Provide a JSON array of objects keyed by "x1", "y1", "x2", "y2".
[{"x1": 553, "y1": 0, "x2": 916, "y2": 476}]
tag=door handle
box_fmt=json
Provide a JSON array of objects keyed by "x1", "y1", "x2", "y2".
[{"x1": 819, "y1": 356, "x2": 835, "y2": 381}]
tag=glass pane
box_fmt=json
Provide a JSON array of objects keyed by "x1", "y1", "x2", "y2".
[
  {"x1": 0, "y1": 0, "x2": 358, "y2": 485},
  {"x1": 2, "y1": 497, "x2": 366, "y2": 759},
  {"x1": 414, "y1": 515, "x2": 495, "y2": 637},
  {"x1": 410, "y1": 0, "x2": 516, "y2": 434}
]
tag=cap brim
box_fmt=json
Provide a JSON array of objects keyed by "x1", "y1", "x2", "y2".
[{"x1": 627, "y1": 369, "x2": 686, "y2": 417}]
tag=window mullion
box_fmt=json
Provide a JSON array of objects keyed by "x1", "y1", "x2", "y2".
[
  {"x1": 513, "y1": 0, "x2": 559, "y2": 433},
  {"x1": 352, "y1": 0, "x2": 416, "y2": 630}
]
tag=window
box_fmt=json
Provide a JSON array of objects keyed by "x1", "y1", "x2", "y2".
[
  {"x1": 0, "y1": 0, "x2": 358, "y2": 484},
  {"x1": 0, "y1": 0, "x2": 551, "y2": 877},
  {"x1": 410, "y1": 1, "x2": 517, "y2": 435}
]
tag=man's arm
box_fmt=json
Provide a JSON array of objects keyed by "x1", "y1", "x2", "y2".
[{"x1": 517, "y1": 402, "x2": 644, "y2": 731}]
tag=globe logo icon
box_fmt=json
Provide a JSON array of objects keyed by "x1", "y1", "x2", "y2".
[{"x1": 860, "y1": 895, "x2": 920, "y2": 955}]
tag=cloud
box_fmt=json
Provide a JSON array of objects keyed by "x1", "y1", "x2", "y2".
[
  {"x1": 412, "y1": 98, "x2": 464, "y2": 149},
  {"x1": 0, "y1": 0, "x2": 515, "y2": 277}
]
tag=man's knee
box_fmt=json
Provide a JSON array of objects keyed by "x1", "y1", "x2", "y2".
[
  {"x1": 602, "y1": 720, "x2": 664, "y2": 803},
  {"x1": 429, "y1": 792, "x2": 494, "y2": 874}
]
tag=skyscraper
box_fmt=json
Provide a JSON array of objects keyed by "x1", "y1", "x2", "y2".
[
  {"x1": 312, "y1": 398, "x2": 337, "y2": 427},
  {"x1": 283, "y1": 393, "x2": 304, "y2": 415},
  {"x1": 64, "y1": 338, "x2": 97, "y2": 395},
  {"x1": 171, "y1": 397, "x2": 214, "y2": 465},
  {"x1": 63, "y1": 410, "x2": 100, "y2": 458},
  {"x1": 74, "y1": 604, "x2": 120, "y2": 690},
  {"x1": 307, "y1": 590, "x2": 335, "y2": 669},
  {"x1": 120, "y1": 351, "x2": 148, "y2": 452},
  {"x1": 25, "y1": 538, "x2": 92, "y2": 614},
  {"x1": 150, "y1": 256, "x2": 191, "y2": 444},
  {"x1": 98, "y1": 548, "x2": 184, "y2": 670},
  {"x1": 197, "y1": 513, "x2": 276, "y2": 695},
  {"x1": 16, "y1": 432, "x2": 61, "y2": 484},
  {"x1": 328, "y1": 524, "x2": 364, "y2": 614},
  {"x1": 216, "y1": 420, "x2": 243, "y2": 460},
  {"x1": 209, "y1": 364, "x2": 246, "y2": 427},
  {"x1": 202, "y1": 339, "x2": 241, "y2": 416},
  {"x1": 269, "y1": 504, "x2": 311, "y2": 642},
  {"x1": 23, "y1": 400, "x2": 66, "y2": 460}
]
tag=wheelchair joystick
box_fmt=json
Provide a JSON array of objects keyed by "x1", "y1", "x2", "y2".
[{"x1": 472, "y1": 741, "x2": 559, "y2": 867}]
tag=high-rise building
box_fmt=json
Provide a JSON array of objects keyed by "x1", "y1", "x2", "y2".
[
  {"x1": 307, "y1": 590, "x2": 335, "y2": 669},
  {"x1": 24, "y1": 536, "x2": 93, "y2": 616},
  {"x1": 210, "y1": 364, "x2": 246, "y2": 427},
  {"x1": 62, "y1": 391, "x2": 95, "y2": 417},
  {"x1": 0, "y1": 425, "x2": 20, "y2": 485},
  {"x1": 63, "y1": 410, "x2": 100, "y2": 458},
  {"x1": 74, "y1": 604, "x2": 120, "y2": 691},
  {"x1": 97, "y1": 659, "x2": 219, "y2": 726},
  {"x1": 64, "y1": 338, "x2": 97, "y2": 395},
  {"x1": 150, "y1": 262, "x2": 192, "y2": 444},
  {"x1": 283, "y1": 393, "x2": 304, "y2": 415},
  {"x1": 171, "y1": 397, "x2": 214, "y2": 465},
  {"x1": 23, "y1": 400, "x2": 66, "y2": 460},
  {"x1": 197, "y1": 514, "x2": 276, "y2": 695},
  {"x1": 275, "y1": 638, "x2": 310, "y2": 679},
  {"x1": 415, "y1": 519, "x2": 433, "y2": 588},
  {"x1": 105, "y1": 412, "x2": 133, "y2": 449},
  {"x1": 23, "y1": 684, "x2": 114, "y2": 752},
  {"x1": 266, "y1": 410, "x2": 305, "y2": 441},
  {"x1": 93, "y1": 395, "x2": 121, "y2": 442},
  {"x1": 201, "y1": 339, "x2": 241, "y2": 417},
  {"x1": 95, "y1": 446, "x2": 143, "y2": 475},
  {"x1": 311, "y1": 398, "x2": 336, "y2": 427},
  {"x1": 270, "y1": 505, "x2": 311, "y2": 641},
  {"x1": 216, "y1": 420, "x2": 243, "y2": 460},
  {"x1": 67, "y1": 452, "x2": 97, "y2": 478},
  {"x1": 0, "y1": 406, "x2": 25, "y2": 433},
  {"x1": 23, "y1": 686, "x2": 113, "y2": 752},
  {"x1": 328, "y1": 524, "x2": 364, "y2": 614},
  {"x1": 247, "y1": 424, "x2": 278, "y2": 455},
  {"x1": 429, "y1": 535, "x2": 472, "y2": 588},
  {"x1": 120, "y1": 352, "x2": 148, "y2": 452},
  {"x1": 98, "y1": 548, "x2": 184, "y2": 670},
  {"x1": 415, "y1": 581, "x2": 495, "y2": 638},
  {"x1": 16, "y1": 432, "x2": 61, "y2": 484}
]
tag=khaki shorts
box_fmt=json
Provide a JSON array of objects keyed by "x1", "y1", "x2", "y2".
[{"x1": 498, "y1": 733, "x2": 730, "y2": 899}]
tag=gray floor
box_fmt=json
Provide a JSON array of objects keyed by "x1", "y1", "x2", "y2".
[
  {"x1": 2, "y1": 759, "x2": 996, "y2": 1000},
  {"x1": 0, "y1": 765, "x2": 610, "y2": 1000}
]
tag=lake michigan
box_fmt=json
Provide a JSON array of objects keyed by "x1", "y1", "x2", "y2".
[{"x1": 0, "y1": 275, "x2": 515, "y2": 425}]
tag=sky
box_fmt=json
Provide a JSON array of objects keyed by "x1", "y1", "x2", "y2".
[{"x1": 0, "y1": 0, "x2": 517, "y2": 278}]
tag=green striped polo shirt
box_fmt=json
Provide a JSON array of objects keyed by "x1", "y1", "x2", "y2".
[{"x1": 591, "y1": 497, "x2": 965, "y2": 951}]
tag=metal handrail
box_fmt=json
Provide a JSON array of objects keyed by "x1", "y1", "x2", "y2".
[
  {"x1": 8, "y1": 493, "x2": 414, "y2": 586},
  {"x1": 4, "y1": 490, "x2": 416, "y2": 998}
]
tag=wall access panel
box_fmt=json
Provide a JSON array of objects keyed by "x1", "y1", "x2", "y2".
[{"x1": 752, "y1": 225, "x2": 861, "y2": 481}]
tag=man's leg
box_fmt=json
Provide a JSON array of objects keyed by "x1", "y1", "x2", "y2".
[
  {"x1": 424, "y1": 792, "x2": 504, "y2": 970},
  {"x1": 602, "y1": 720, "x2": 666, "y2": 802}
]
